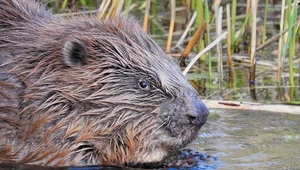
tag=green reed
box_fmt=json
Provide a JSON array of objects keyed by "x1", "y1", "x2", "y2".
[
  {"x1": 230, "y1": 0, "x2": 237, "y2": 53},
  {"x1": 234, "y1": 12, "x2": 250, "y2": 49},
  {"x1": 61, "y1": 0, "x2": 68, "y2": 9},
  {"x1": 204, "y1": 0, "x2": 211, "y2": 77},
  {"x1": 262, "y1": 0, "x2": 268, "y2": 44},
  {"x1": 288, "y1": 0, "x2": 298, "y2": 99},
  {"x1": 194, "y1": 0, "x2": 205, "y2": 59},
  {"x1": 79, "y1": 0, "x2": 87, "y2": 6},
  {"x1": 124, "y1": 0, "x2": 132, "y2": 15}
]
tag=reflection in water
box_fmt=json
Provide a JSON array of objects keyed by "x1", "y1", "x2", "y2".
[{"x1": 197, "y1": 109, "x2": 300, "y2": 170}]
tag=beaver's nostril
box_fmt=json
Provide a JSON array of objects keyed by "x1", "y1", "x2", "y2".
[
  {"x1": 186, "y1": 112, "x2": 202, "y2": 125},
  {"x1": 186, "y1": 113, "x2": 197, "y2": 121},
  {"x1": 186, "y1": 99, "x2": 209, "y2": 125}
]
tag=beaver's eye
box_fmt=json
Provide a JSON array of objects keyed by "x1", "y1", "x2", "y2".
[{"x1": 138, "y1": 80, "x2": 150, "y2": 90}]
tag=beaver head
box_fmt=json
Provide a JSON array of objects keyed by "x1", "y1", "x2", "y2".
[
  {"x1": 0, "y1": 1, "x2": 208, "y2": 165},
  {"x1": 51, "y1": 17, "x2": 209, "y2": 165}
]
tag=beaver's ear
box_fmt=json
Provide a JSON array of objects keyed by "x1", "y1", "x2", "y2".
[{"x1": 63, "y1": 39, "x2": 88, "y2": 67}]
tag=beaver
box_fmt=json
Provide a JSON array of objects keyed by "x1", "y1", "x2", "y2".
[{"x1": 0, "y1": 0, "x2": 209, "y2": 167}]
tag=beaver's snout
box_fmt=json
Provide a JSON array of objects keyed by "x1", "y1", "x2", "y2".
[
  {"x1": 186, "y1": 98, "x2": 209, "y2": 126},
  {"x1": 159, "y1": 93, "x2": 208, "y2": 139}
]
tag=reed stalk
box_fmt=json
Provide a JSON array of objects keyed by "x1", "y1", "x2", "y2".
[
  {"x1": 249, "y1": 0, "x2": 258, "y2": 91},
  {"x1": 231, "y1": 0, "x2": 237, "y2": 52},
  {"x1": 244, "y1": 0, "x2": 251, "y2": 41},
  {"x1": 183, "y1": 32, "x2": 228, "y2": 75},
  {"x1": 79, "y1": 0, "x2": 86, "y2": 6},
  {"x1": 195, "y1": 0, "x2": 205, "y2": 59},
  {"x1": 143, "y1": 0, "x2": 151, "y2": 31},
  {"x1": 262, "y1": 0, "x2": 268, "y2": 44},
  {"x1": 287, "y1": 0, "x2": 294, "y2": 89},
  {"x1": 174, "y1": 11, "x2": 197, "y2": 49},
  {"x1": 256, "y1": 21, "x2": 300, "y2": 51},
  {"x1": 234, "y1": 12, "x2": 250, "y2": 47},
  {"x1": 115, "y1": 0, "x2": 125, "y2": 16},
  {"x1": 124, "y1": 0, "x2": 132, "y2": 15},
  {"x1": 250, "y1": 0, "x2": 258, "y2": 65},
  {"x1": 166, "y1": 0, "x2": 175, "y2": 53},
  {"x1": 277, "y1": 0, "x2": 286, "y2": 85},
  {"x1": 226, "y1": 4, "x2": 232, "y2": 71},
  {"x1": 279, "y1": 0, "x2": 296, "y2": 88},
  {"x1": 181, "y1": 23, "x2": 207, "y2": 59},
  {"x1": 98, "y1": 0, "x2": 111, "y2": 19},
  {"x1": 61, "y1": 0, "x2": 68, "y2": 9},
  {"x1": 150, "y1": 1, "x2": 158, "y2": 35},
  {"x1": 204, "y1": 0, "x2": 211, "y2": 77},
  {"x1": 215, "y1": 5, "x2": 223, "y2": 79},
  {"x1": 298, "y1": 25, "x2": 300, "y2": 86},
  {"x1": 106, "y1": 0, "x2": 117, "y2": 17},
  {"x1": 288, "y1": 0, "x2": 298, "y2": 98},
  {"x1": 191, "y1": 0, "x2": 195, "y2": 12}
]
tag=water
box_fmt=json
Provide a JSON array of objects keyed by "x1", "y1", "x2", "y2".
[{"x1": 196, "y1": 109, "x2": 300, "y2": 170}]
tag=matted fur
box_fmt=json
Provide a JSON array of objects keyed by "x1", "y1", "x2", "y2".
[{"x1": 0, "y1": 0, "x2": 209, "y2": 166}]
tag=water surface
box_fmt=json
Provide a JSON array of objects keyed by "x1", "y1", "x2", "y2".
[{"x1": 196, "y1": 109, "x2": 300, "y2": 170}]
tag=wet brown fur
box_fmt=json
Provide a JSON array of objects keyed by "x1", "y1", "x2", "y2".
[{"x1": 0, "y1": 0, "x2": 208, "y2": 166}]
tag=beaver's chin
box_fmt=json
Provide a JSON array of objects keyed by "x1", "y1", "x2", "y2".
[
  {"x1": 131, "y1": 125, "x2": 201, "y2": 164},
  {"x1": 132, "y1": 147, "x2": 169, "y2": 164}
]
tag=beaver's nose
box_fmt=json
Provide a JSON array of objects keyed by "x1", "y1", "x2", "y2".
[{"x1": 186, "y1": 99, "x2": 209, "y2": 126}]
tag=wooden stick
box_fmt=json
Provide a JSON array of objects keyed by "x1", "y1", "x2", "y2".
[
  {"x1": 205, "y1": 100, "x2": 300, "y2": 115},
  {"x1": 180, "y1": 22, "x2": 207, "y2": 58}
]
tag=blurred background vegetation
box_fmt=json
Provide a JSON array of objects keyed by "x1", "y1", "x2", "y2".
[{"x1": 43, "y1": 0, "x2": 300, "y2": 104}]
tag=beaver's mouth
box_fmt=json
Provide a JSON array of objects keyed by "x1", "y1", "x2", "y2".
[
  {"x1": 155, "y1": 112, "x2": 207, "y2": 157},
  {"x1": 162, "y1": 113, "x2": 205, "y2": 138}
]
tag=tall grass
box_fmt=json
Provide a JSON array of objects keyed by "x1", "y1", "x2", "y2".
[{"x1": 48, "y1": 0, "x2": 300, "y2": 102}]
